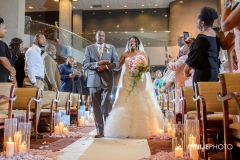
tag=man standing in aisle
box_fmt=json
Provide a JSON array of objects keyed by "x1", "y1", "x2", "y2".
[
  {"x1": 23, "y1": 33, "x2": 46, "y2": 139},
  {"x1": 83, "y1": 30, "x2": 119, "y2": 138}
]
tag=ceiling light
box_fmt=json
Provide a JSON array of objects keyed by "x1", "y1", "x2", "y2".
[
  {"x1": 125, "y1": 12, "x2": 127, "y2": 13},
  {"x1": 124, "y1": 5, "x2": 127, "y2": 7},
  {"x1": 109, "y1": 32, "x2": 111, "y2": 33},
  {"x1": 73, "y1": 7, "x2": 76, "y2": 9},
  {"x1": 109, "y1": 12, "x2": 111, "y2": 13},
  {"x1": 72, "y1": 0, "x2": 78, "y2": 2},
  {"x1": 116, "y1": 25, "x2": 119, "y2": 28},
  {"x1": 93, "y1": 12, "x2": 95, "y2": 14},
  {"x1": 141, "y1": 28, "x2": 144, "y2": 31},
  {"x1": 179, "y1": 1, "x2": 183, "y2": 3},
  {"x1": 155, "y1": 4, "x2": 158, "y2": 6},
  {"x1": 148, "y1": 43, "x2": 150, "y2": 44},
  {"x1": 29, "y1": 6, "x2": 33, "y2": 9},
  {"x1": 165, "y1": 15, "x2": 168, "y2": 17},
  {"x1": 125, "y1": 31, "x2": 128, "y2": 33},
  {"x1": 154, "y1": 31, "x2": 157, "y2": 32},
  {"x1": 54, "y1": 0, "x2": 59, "y2": 2},
  {"x1": 142, "y1": 11, "x2": 144, "y2": 13},
  {"x1": 90, "y1": 6, "x2": 93, "y2": 8},
  {"x1": 164, "y1": 31, "x2": 171, "y2": 32},
  {"x1": 107, "y1": 5, "x2": 110, "y2": 8},
  {"x1": 142, "y1": 5, "x2": 144, "y2": 7}
]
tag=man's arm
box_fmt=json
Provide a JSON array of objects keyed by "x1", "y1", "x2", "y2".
[
  {"x1": 44, "y1": 56, "x2": 57, "y2": 89},
  {"x1": 82, "y1": 46, "x2": 99, "y2": 69},
  {"x1": 58, "y1": 64, "x2": 69, "y2": 81},
  {"x1": 107, "y1": 46, "x2": 119, "y2": 71}
]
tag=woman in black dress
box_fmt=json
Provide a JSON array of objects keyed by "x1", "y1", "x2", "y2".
[
  {"x1": 0, "y1": 17, "x2": 16, "y2": 83},
  {"x1": 184, "y1": 6, "x2": 220, "y2": 86}
]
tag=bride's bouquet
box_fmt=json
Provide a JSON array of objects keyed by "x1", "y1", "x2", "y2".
[{"x1": 127, "y1": 55, "x2": 150, "y2": 96}]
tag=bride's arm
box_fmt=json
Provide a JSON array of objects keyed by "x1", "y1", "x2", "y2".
[{"x1": 114, "y1": 53, "x2": 126, "y2": 71}]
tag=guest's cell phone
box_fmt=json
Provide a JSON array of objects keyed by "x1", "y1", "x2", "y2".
[{"x1": 183, "y1": 31, "x2": 189, "y2": 40}]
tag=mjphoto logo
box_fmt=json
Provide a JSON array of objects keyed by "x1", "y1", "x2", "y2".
[{"x1": 187, "y1": 144, "x2": 233, "y2": 150}]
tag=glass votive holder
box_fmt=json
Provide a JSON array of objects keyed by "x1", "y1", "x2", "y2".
[
  {"x1": 18, "y1": 122, "x2": 31, "y2": 153},
  {"x1": 172, "y1": 124, "x2": 184, "y2": 157},
  {"x1": 88, "y1": 112, "x2": 94, "y2": 124},
  {"x1": 62, "y1": 115, "x2": 70, "y2": 136},
  {"x1": 185, "y1": 119, "x2": 200, "y2": 160},
  {"x1": 165, "y1": 110, "x2": 174, "y2": 124},
  {"x1": 4, "y1": 118, "x2": 17, "y2": 157},
  {"x1": 54, "y1": 112, "x2": 61, "y2": 137}
]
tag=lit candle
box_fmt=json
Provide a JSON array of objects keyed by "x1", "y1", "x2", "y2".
[
  {"x1": 81, "y1": 116, "x2": 85, "y2": 122},
  {"x1": 78, "y1": 118, "x2": 84, "y2": 125},
  {"x1": 6, "y1": 138, "x2": 14, "y2": 157},
  {"x1": 175, "y1": 146, "x2": 183, "y2": 157},
  {"x1": 167, "y1": 123, "x2": 171, "y2": 128},
  {"x1": 189, "y1": 134, "x2": 196, "y2": 144},
  {"x1": 54, "y1": 125, "x2": 60, "y2": 135},
  {"x1": 172, "y1": 129, "x2": 176, "y2": 137},
  {"x1": 63, "y1": 127, "x2": 68, "y2": 134},
  {"x1": 85, "y1": 120, "x2": 89, "y2": 125},
  {"x1": 19, "y1": 141, "x2": 27, "y2": 153},
  {"x1": 189, "y1": 143, "x2": 199, "y2": 160},
  {"x1": 158, "y1": 129, "x2": 164, "y2": 134},
  {"x1": 14, "y1": 131, "x2": 22, "y2": 152},
  {"x1": 59, "y1": 121, "x2": 64, "y2": 135},
  {"x1": 167, "y1": 127, "x2": 172, "y2": 136}
]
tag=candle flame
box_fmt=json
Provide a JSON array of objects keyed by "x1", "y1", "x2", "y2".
[
  {"x1": 9, "y1": 137, "x2": 12, "y2": 142},
  {"x1": 22, "y1": 141, "x2": 25, "y2": 145},
  {"x1": 190, "y1": 134, "x2": 193, "y2": 137}
]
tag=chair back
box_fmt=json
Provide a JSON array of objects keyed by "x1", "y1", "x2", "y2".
[
  {"x1": 42, "y1": 91, "x2": 59, "y2": 109},
  {"x1": 72, "y1": 93, "x2": 80, "y2": 107},
  {"x1": 219, "y1": 73, "x2": 240, "y2": 114},
  {"x1": 0, "y1": 83, "x2": 16, "y2": 110},
  {"x1": 13, "y1": 88, "x2": 40, "y2": 110},
  {"x1": 181, "y1": 86, "x2": 195, "y2": 113},
  {"x1": 58, "y1": 92, "x2": 71, "y2": 107},
  {"x1": 197, "y1": 82, "x2": 222, "y2": 112}
]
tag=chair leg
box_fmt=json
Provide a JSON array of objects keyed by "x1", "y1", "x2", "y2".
[
  {"x1": 35, "y1": 115, "x2": 37, "y2": 141},
  {"x1": 50, "y1": 113, "x2": 53, "y2": 136}
]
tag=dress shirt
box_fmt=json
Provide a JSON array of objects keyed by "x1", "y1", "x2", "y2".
[
  {"x1": 25, "y1": 44, "x2": 44, "y2": 83},
  {"x1": 95, "y1": 43, "x2": 105, "y2": 67}
]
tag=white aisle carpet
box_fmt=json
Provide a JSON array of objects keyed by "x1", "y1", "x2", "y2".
[{"x1": 58, "y1": 130, "x2": 151, "y2": 160}]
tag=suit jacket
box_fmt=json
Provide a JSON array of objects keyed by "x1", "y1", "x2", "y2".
[
  {"x1": 58, "y1": 63, "x2": 74, "y2": 92},
  {"x1": 82, "y1": 43, "x2": 119, "y2": 88},
  {"x1": 42, "y1": 52, "x2": 61, "y2": 90}
]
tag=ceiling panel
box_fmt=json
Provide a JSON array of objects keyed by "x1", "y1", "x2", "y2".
[{"x1": 25, "y1": 0, "x2": 175, "y2": 12}]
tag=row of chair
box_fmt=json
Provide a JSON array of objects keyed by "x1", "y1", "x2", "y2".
[
  {"x1": 180, "y1": 73, "x2": 240, "y2": 160},
  {"x1": 0, "y1": 83, "x2": 90, "y2": 141}
]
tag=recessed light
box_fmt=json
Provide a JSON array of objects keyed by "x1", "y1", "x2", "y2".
[
  {"x1": 141, "y1": 28, "x2": 144, "y2": 31},
  {"x1": 155, "y1": 4, "x2": 158, "y2": 6},
  {"x1": 154, "y1": 31, "x2": 157, "y2": 32},
  {"x1": 90, "y1": 6, "x2": 93, "y2": 8},
  {"x1": 54, "y1": 0, "x2": 59, "y2": 2},
  {"x1": 125, "y1": 31, "x2": 128, "y2": 33},
  {"x1": 154, "y1": 11, "x2": 156, "y2": 12},
  {"x1": 72, "y1": 0, "x2": 78, "y2": 2},
  {"x1": 148, "y1": 43, "x2": 150, "y2": 44},
  {"x1": 142, "y1": 5, "x2": 144, "y2": 7},
  {"x1": 73, "y1": 6, "x2": 76, "y2": 9},
  {"x1": 107, "y1": 5, "x2": 110, "y2": 8},
  {"x1": 142, "y1": 11, "x2": 144, "y2": 13},
  {"x1": 116, "y1": 25, "x2": 119, "y2": 28},
  {"x1": 179, "y1": 1, "x2": 183, "y2": 3},
  {"x1": 124, "y1": 5, "x2": 127, "y2": 7},
  {"x1": 93, "y1": 12, "x2": 95, "y2": 14},
  {"x1": 29, "y1": 6, "x2": 33, "y2": 9},
  {"x1": 164, "y1": 31, "x2": 171, "y2": 32},
  {"x1": 125, "y1": 12, "x2": 127, "y2": 13},
  {"x1": 165, "y1": 15, "x2": 168, "y2": 17},
  {"x1": 109, "y1": 32, "x2": 111, "y2": 33},
  {"x1": 109, "y1": 12, "x2": 111, "y2": 13}
]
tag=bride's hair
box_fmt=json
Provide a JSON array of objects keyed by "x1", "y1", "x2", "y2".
[{"x1": 126, "y1": 36, "x2": 141, "y2": 51}]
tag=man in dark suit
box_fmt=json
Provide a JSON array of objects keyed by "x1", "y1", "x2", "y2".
[{"x1": 83, "y1": 30, "x2": 119, "y2": 138}]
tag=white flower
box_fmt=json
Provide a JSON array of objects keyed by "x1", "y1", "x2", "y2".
[{"x1": 105, "y1": 44, "x2": 110, "y2": 49}]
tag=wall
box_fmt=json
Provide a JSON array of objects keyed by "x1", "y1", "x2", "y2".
[
  {"x1": 25, "y1": 11, "x2": 59, "y2": 25},
  {"x1": 169, "y1": 0, "x2": 221, "y2": 45},
  {"x1": 82, "y1": 8, "x2": 169, "y2": 33}
]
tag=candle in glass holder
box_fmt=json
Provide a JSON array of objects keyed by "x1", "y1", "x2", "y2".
[
  {"x1": 54, "y1": 125, "x2": 60, "y2": 135},
  {"x1": 175, "y1": 146, "x2": 183, "y2": 157},
  {"x1": 19, "y1": 141, "x2": 27, "y2": 153},
  {"x1": 78, "y1": 118, "x2": 84, "y2": 125},
  {"x1": 189, "y1": 143, "x2": 199, "y2": 160},
  {"x1": 85, "y1": 120, "x2": 89, "y2": 125},
  {"x1": 59, "y1": 121, "x2": 64, "y2": 135},
  {"x1": 159, "y1": 129, "x2": 164, "y2": 134},
  {"x1": 14, "y1": 131, "x2": 22, "y2": 152},
  {"x1": 188, "y1": 134, "x2": 196, "y2": 144},
  {"x1": 81, "y1": 116, "x2": 85, "y2": 122},
  {"x1": 63, "y1": 127, "x2": 68, "y2": 134},
  {"x1": 167, "y1": 123, "x2": 171, "y2": 128},
  {"x1": 167, "y1": 127, "x2": 172, "y2": 136},
  {"x1": 172, "y1": 129, "x2": 176, "y2": 137},
  {"x1": 6, "y1": 138, "x2": 14, "y2": 157}
]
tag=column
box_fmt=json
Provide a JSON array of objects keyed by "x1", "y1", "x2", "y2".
[
  {"x1": 0, "y1": 0, "x2": 25, "y2": 44},
  {"x1": 73, "y1": 10, "x2": 83, "y2": 51}
]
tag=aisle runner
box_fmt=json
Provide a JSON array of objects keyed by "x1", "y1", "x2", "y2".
[{"x1": 58, "y1": 129, "x2": 151, "y2": 160}]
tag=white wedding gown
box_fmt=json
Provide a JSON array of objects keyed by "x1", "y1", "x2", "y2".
[{"x1": 104, "y1": 57, "x2": 164, "y2": 138}]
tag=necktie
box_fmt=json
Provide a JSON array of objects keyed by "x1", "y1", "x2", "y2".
[{"x1": 99, "y1": 46, "x2": 103, "y2": 58}]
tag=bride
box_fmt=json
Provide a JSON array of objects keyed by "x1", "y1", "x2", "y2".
[{"x1": 104, "y1": 36, "x2": 164, "y2": 138}]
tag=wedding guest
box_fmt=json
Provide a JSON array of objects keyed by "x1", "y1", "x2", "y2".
[
  {"x1": 9, "y1": 38, "x2": 25, "y2": 87},
  {"x1": 221, "y1": 1, "x2": 240, "y2": 72},
  {"x1": 153, "y1": 70, "x2": 162, "y2": 96},
  {"x1": 0, "y1": 17, "x2": 16, "y2": 83},
  {"x1": 184, "y1": 6, "x2": 220, "y2": 86}
]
